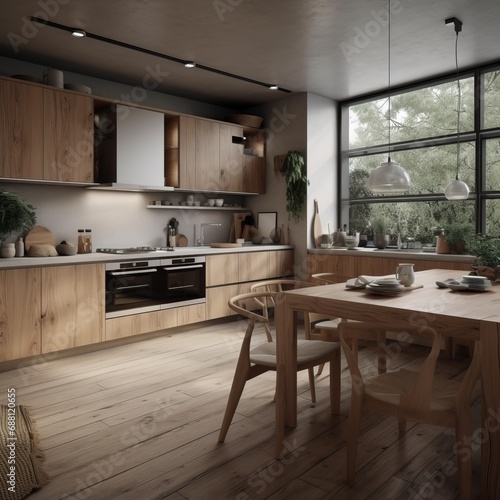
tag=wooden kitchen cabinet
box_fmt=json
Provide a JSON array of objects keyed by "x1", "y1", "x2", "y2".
[
  {"x1": 0, "y1": 80, "x2": 44, "y2": 179},
  {"x1": 165, "y1": 115, "x2": 265, "y2": 193},
  {"x1": 43, "y1": 88, "x2": 94, "y2": 182},
  {"x1": 307, "y1": 252, "x2": 472, "y2": 283},
  {"x1": 307, "y1": 253, "x2": 356, "y2": 283},
  {"x1": 0, "y1": 78, "x2": 94, "y2": 183},
  {"x1": 206, "y1": 249, "x2": 294, "y2": 319},
  {"x1": 0, "y1": 268, "x2": 42, "y2": 362},
  {"x1": 106, "y1": 311, "x2": 159, "y2": 341},
  {"x1": 42, "y1": 264, "x2": 105, "y2": 352}
]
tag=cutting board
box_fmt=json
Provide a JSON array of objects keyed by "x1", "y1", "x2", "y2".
[
  {"x1": 25, "y1": 226, "x2": 56, "y2": 250},
  {"x1": 175, "y1": 234, "x2": 188, "y2": 247},
  {"x1": 232, "y1": 212, "x2": 251, "y2": 241},
  {"x1": 210, "y1": 243, "x2": 241, "y2": 248},
  {"x1": 312, "y1": 199, "x2": 323, "y2": 248}
]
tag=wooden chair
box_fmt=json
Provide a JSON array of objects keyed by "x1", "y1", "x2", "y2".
[
  {"x1": 310, "y1": 273, "x2": 387, "y2": 375},
  {"x1": 338, "y1": 321, "x2": 481, "y2": 500},
  {"x1": 218, "y1": 291, "x2": 341, "y2": 444},
  {"x1": 249, "y1": 279, "x2": 321, "y2": 402}
]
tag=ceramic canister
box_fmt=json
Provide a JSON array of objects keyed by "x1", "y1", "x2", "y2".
[{"x1": 43, "y1": 68, "x2": 64, "y2": 88}]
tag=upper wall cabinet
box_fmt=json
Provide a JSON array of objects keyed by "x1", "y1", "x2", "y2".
[
  {"x1": 165, "y1": 115, "x2": 265, "y2": 194},
  {"x1": 94, "y1": 104, "x2": 166, "y2": 188},
  {"x1": 0, "y1": 78, "x2": 94, "y2": 183}
]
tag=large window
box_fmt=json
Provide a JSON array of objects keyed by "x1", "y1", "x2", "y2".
[{"x1": 341, "y1": 67, "x2": 500, "y2": 242}]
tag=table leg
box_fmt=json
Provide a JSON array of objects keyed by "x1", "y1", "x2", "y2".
[
  {"x1": 480, "y1": 320, "x2": 500, "y2": 498},
  {"x1": 275, "y1": 293, "x2": 298, "y2": 458}
]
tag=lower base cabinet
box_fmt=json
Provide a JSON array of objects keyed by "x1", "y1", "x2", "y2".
[
  {"x1": 206, "y1": 249, "x2": 294, "y2": 320},
  {"x1": 106, "y1": 303, "x2": 208, "y2": 341},
  {"x1": 307, "y1": 253, "x2": 473, "y2": 281},
  {"x1": 0, "y1": 268, "x2": 41, "y2": 362}
]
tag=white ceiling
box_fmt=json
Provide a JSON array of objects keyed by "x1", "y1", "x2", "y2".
[{"x1": 1, "y1": 0, "x2": 500, "y2": 109}]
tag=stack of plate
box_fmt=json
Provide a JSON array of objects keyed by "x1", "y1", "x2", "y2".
[
  {"x1": 449, "y1": 275, "x2": 492, "y2": 292},
  {"x1": 365, "y1": 277, "x2": 405, "y2": 296}
]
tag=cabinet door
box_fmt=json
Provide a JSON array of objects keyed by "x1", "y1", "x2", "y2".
[
  {"x1": 206, "y1": 284, "x2": 240, "y2": 319},
  {"x1": 106, "y1": 311, "x2": 159, "y2": 341},
  {"x1": 219, "y1": 123, "x2": 244, "y2": 192},
  {"x1": 307, "y1": 254, "x2": 355, "y2": 283},
  {"x1": 269, "y1": 250, "x2": 294, "y2": 278},
  {"x1": 43, "y1": 89, "x2": 94, "y2": 182},
  {"x1": 177, "y1": 303, "x2": 206, "y2": 325},
  {"x1": 206, "y1": 254, "x2": 240, "y2": 286},
  {"x1": 195, "y1": 119, "x2": 220, "y2": 190},
  {"x1": 243, "y1": 154, "x2": 265, "y2": 194},
  {"x1": 42, "y1": 264, "x2": 104, "y2": 352},
  {"x1": 0, "y1": 268, "x2": 41, "y2": 361},
  {"x1": 0, "y1": 80, "x2": 44, "y2": 179},
  {"x1": 239, "y1": 251, "x2": 270, "y2": 282}
]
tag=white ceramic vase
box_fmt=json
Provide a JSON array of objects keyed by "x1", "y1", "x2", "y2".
[{"x1": 1, "y1": 243, "x2": 16, "y2": 258}]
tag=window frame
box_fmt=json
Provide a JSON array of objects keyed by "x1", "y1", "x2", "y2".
[{"x1": 339, "y1": 62, "x2": 500, "y2": 235}]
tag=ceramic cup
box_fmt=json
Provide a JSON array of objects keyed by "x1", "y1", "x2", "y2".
[{"x1": 396, "y1": 263, "x2": 415, "y2": 286}]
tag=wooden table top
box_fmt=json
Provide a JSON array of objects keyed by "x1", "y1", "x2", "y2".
[{"x1": 283, "y1": 269, "x2": 500, "y2": 335}]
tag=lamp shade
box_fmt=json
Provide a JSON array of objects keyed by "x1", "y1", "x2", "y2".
[
  {"x1": 367, "y1": 160, "x2": 411, "y2": 193},
  {"x1": 444, "y1": 179, "x2": 469, "y2": 200}
]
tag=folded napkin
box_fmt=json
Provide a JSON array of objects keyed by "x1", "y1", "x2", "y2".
[{"x1": 345, "y1": 275, "x2": 393, "y2": 289}]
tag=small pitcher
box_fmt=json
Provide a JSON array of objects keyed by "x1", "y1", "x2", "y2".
[{"x1": 396, "y1": 263, "x2": 415, "y2": 287}]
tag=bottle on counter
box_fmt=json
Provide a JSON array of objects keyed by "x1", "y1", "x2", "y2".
[
  {"x1": 169, "y1": 227, "x2": 176, "y2": 248},
  {"x1": 84, "y1": 229, "x2": 92, "y2": 253},
  {"x1": 77, "y1": 229, "x2": 85, "y2": 254},
  {"x1": 15, "y1": 237, "x2": 24, "y2": 257}
]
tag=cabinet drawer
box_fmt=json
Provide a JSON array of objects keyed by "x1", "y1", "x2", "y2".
[
  {"x1": 106, "y1": 311, "x2": 159, "y2": 341},
  {"x1": 206, "y1": 254, "x2": 239, "y2": 286}
]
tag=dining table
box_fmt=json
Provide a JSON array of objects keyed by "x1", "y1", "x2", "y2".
[{"x1": 275, "y1": 268, "x2": 500, "y2": 498}]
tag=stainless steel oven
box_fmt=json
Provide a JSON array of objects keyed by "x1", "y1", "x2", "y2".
[{"x1": 105, "y1": 256, "x2": 205, "y2": 318}]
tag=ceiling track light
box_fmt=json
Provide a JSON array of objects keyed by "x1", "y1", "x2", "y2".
[
  {"x1": 367, "y1": 0, "x2": 411, "y2": 194},
  {"x1": 71, "y1": 29, "x2": 86, "y2": 38},
  {"x1": 29, "y1": 16, "x2": 290, "y2": 93},
  {"x1": 444, "y1": 17, "x2": 470, "y2": 201},
  {"x1": 184, "y1": 62, "x2": 196, "y2": 68}
]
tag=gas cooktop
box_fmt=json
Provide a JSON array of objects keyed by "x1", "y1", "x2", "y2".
[{"x1": 96, "y1": 246, "x2": 172, "y2": 254}]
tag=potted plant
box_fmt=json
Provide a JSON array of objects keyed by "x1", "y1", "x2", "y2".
[
  {"x1": 371, "y1": 216, "x2": 390, "y2": 249},
  {"x1": 0, "y1": 189, "x2": 37, "y2": 257},
  {"x1": 280, "y1": 150, "x2": 309, "y2": 221},
  {"x1": 465, "y1": 233, "x2": 500, "y2": 280},
  {"x1": 443, "y1": 222, "x2": 474, "y2": 254}
]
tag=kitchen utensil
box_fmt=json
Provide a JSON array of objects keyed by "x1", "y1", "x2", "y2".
[
  {"x1": 176, "y1": 234, "x2": 188, "y2": 247},
  {"x1": 25, "y1": 226, "x2": 56, "y2": 250},
  {"x1": 210, "y1": 243, "x2": 241, "y2": 248},
  {"x1": 233, "y1": 212, "x2": 251, "y2": 241},
  {"x1": 313, "y1": 199, "x2": 323, "y2": 248}
]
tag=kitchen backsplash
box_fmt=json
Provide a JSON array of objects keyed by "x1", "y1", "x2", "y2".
[{"x1": 3, "y1": 182, "x2": 242, "y2": 248}]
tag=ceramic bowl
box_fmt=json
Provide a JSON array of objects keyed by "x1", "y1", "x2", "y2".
[
  {"x1": 344, "y1": 236, "x2": 358, "y2": 248},
  {"x1": 207, "y1": 199, "x2": 215, "y2": 207},
  {"x1": 215, "y1": 198, "x2": 224, "y2": 207}
]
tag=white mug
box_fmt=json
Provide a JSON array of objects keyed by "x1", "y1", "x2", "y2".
[{"x1": 396, "y1": 263, "x2": 415, "y2": 286}]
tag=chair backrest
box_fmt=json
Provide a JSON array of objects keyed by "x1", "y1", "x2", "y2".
[
  {"x1": 338, "y1": 321, "x2": 481, "y2": 419},
  {"x1": 250, "y1": 279, "x2": 314, "y2": 308}
]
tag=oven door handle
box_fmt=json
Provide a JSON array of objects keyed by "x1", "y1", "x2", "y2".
[
  {"x1": 163, "y1": 265, "x2": 204, "y2": 271},
  {"x1": 110, "y1": 269, "x2": 158, "y2": 276},
  {"x1": 114, "y1": 283, "x2": 151, "y2": 291},
  {"x1": 168, "y1": 284, "x2": 195, "y2": 290}
]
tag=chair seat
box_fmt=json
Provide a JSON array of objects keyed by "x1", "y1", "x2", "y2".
[
  {"x1": 365, "y1": 368, "x2": 461, "y2": 411},
  {"x1": 250, "y1": 339, "x2": 340, "y2": 368},
  {"x1": 314, "y1": 318, "x2": 341, "y2": 330}
]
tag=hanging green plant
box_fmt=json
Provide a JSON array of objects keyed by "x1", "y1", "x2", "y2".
[
  {"x1": 280, "y1": 150, "x2": 309, "y2": 221},
  {"x1": 0, "y1": 189, "x2": 37, "y2": 241}
]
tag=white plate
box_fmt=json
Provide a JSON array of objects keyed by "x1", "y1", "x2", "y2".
[
  {"x1": 365, "y1": 284, "x2": 405, "y2": 295},
  {"x1": 449, "y1": 283, "x2": 491, "y2": 292},
  {"x1": 462, "y1": 275, "x2": 489, "y2": 283}
]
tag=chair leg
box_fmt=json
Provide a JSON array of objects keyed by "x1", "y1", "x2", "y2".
[
  {"x1": 377, "y1": 332, "x2": 387, "y2": 374},
  {"x1": 330, "y1": 348, "x2": 341, "y2": 415},
  {"x1": 308, "y1": 368, "x2": 316, "y2": 404},
  {"x1": 347, "y1": 392, "x2": 363, "y2": 485},
  {"x1": 316, "y1": 363, "x2": 325, "y2": 376},
  {"x1": 218, "y1": 369, "x2": 249, "y2": 443}
]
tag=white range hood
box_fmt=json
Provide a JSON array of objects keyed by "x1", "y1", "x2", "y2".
[{"x1": 89, "y1": 104, "x2": 174, "y2": 192}]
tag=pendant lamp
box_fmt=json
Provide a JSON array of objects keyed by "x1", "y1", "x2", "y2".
[
  {"x1": 444, "y1": 17, "x2": 469, "y2": 200},
  {"x1": 367, "y1": 0, "x2": 411, "y2": 194}
]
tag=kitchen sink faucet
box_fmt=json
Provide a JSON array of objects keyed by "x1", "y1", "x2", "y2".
[{"x1": 197, "y1": 223, "x2": 222, "y2": 246}]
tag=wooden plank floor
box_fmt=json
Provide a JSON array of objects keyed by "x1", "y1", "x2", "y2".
[{"x1": 0, "y1": 318, "x2": 481, "y2": 499}]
